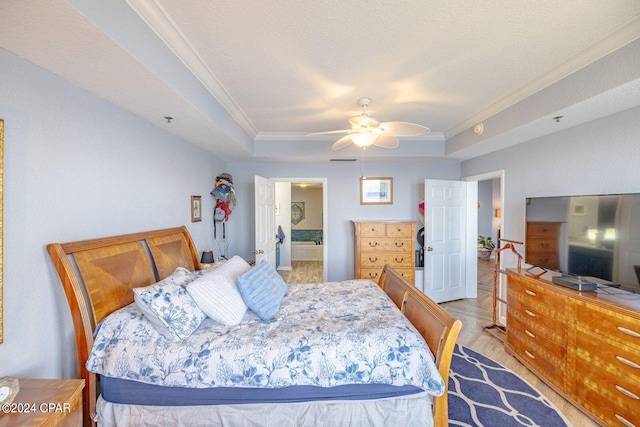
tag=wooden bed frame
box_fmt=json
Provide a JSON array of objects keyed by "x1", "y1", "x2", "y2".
[{"x1": 47, "y1": 226, "x2": 461, "y2": 427}]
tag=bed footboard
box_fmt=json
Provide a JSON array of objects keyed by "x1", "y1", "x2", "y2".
[{"x1": 379, "y1": 265, "x2": 462, "y2": 427}]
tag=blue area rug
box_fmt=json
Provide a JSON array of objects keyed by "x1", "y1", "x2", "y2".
[{"x1": 448, "y1": 345, "x2": 570, "y2": 426}]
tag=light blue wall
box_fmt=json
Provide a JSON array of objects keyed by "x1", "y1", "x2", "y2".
[
  {"x1": 0, "y1": 49, "x2": 225, "y2": 379},
  {"x1": 225, "y1": 160, "x2": 461, "y2": 281},
  {"x1": 462, "y1": 106, "x2": 640, "y2": 267}
]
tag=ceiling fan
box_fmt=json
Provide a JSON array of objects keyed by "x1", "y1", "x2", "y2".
[{"x1": 309, "y1": 97, "x2": 430, "y2": 150}]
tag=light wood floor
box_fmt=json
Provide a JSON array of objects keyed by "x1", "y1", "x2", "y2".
[
  {"x1": 278, "y1": 261, "x2": 324, "y2": 284},
  {"x1": 284, "y1": 259, "x2": 598, "y2": 426}
]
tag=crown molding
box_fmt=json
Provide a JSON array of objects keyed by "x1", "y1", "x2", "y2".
[
  {"x1": 254, "y1": 132, "x2": 446, "y2": 142},
  {"x1": 445, "y1": 16, "x2": 640, "y2": 139},
  {"x1": 126, "y1": 0, "x2": 258, "y2": 138}
]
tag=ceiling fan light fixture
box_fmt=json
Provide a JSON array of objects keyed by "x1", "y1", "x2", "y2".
[{"x1": 351, "y1": 133, "x2": 378, "y2": 147}]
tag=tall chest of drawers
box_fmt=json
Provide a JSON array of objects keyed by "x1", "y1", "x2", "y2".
[
  {"x1": 353, "y1": 221, "x2": 416, "y2": 285},
  {"x1": 525, "y1": 221, "x2": 561, "y2": 270},
  {"x1": 506, "y1": 269, "x2": 640, "y2": 426}
]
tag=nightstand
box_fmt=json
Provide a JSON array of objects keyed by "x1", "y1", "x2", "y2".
[{"x1": 0, "y1": 379, "x2": 84, "y2": 426}]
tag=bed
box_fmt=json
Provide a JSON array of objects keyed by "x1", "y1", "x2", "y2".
[{"x1": 47, "y1": 226, "x2": 461, "y2": 427}]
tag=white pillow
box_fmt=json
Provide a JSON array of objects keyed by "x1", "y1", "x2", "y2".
[
  {"x1": 187, "y1": 256, "x2": 251, "y2": 326},
  {"x1": 133, "y1": 267, "x2": 205, "y2": 341}
]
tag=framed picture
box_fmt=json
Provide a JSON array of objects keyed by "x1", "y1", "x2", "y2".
[
  {"x1": 360, "y1": 177, "x2": 393, "y2": 205},
  {"x1": 191, "y1": 195, "x2": 202, "y2": 222},
  {"x1": 572, "y1": 204, "x2": 586, "y2": 215},
  {"x1": 291, "y1": 202, "x2": 305, "y2": 225}
]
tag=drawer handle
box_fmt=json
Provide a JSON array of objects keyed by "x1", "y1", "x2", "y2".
[
  {"x1": 614, "y1": 414, "x2": 636, "y2": 427},
  {"x1": 395, "y1": 257, "x2": 404, "y2": 263},
  {"x1": 524, "y1": 329, "x2": 536, "y2": 339},
  {"x1": 524, "y1": 350, "x2": 536, "y2": 360},
  {"x1": 615, "y1": 385, "x2": 640, "y2": 401},
  {"x1": 616, "y1": 355, "x2": 640, "y2": 369},
  {"x1": 525, "y1": 309, "x2": 537, "y2": 318},
  {"x1": 368, "y1": 257, "x2": 378, "y2": 262},
  {"x1": 618, "y1": 326, "x2": 640, "y2": 338},
  {"x1": 368, "y1": 241, "x2": 379, "y2": 247},
  {"x1": 368, "y1": 272, "x2": 379, "y2": 279},
  {"x1": 395, "y1": 241, "x2": 404, "y2": 247},
  {"x1": 525, "y1": 289, "x2": 537, "y2": 297}
]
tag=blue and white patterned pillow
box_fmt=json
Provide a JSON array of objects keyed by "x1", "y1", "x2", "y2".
[
  {"x1": 237, "y1": 261, "x2": 288, "y2": 320},
  {"x1": 133, "y1": 267, "x2": 205, "y2": 341}
]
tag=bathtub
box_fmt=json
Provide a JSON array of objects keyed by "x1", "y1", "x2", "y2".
[{"x1": 291, "y1": 241, "x2": 323, "y2": 261}]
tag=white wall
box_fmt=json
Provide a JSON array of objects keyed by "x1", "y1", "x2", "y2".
[
  {"x1": 226, "y1": 160, "x2": 461, "y2": 281},
  {"x1": 0, "y1": 49, "x2": 225, "y2": 379}
]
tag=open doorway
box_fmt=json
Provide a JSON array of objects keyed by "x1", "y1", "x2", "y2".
[
  {"x1": 464, "y1": 170, "x2": 505, "y2": 324},
  {"x1": 272, "y1": 178, "x2": 327, "y2": 284}
]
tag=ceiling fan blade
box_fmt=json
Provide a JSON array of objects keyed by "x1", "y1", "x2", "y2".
[
  {"x1": 379, "y1": 121, "x2": 430, "y2": 136},
  {"x1": 372, "y1": 135, "x2": 399, "y2": 148},
  {"x1": 331, "y1": 135, "x2": 354, "y2": 150},
  {"x1": 306, "y1": 129, "x2": 352, "y2": 136}
]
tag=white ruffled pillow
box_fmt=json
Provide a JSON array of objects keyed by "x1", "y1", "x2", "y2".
[{"x1": 187, "y1": 256, "x2": 251, "y2": 325}]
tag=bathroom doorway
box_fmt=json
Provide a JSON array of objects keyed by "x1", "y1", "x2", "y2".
[{"x1": 273, "y1": 178, "x2": 327, "y2": 283}]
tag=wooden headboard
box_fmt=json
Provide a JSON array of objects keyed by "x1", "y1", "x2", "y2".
[{"x1": 47, "y1": 226, "x2": 200, "y2": 427}]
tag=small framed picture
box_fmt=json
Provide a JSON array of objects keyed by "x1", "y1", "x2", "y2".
[
  {"x1": 191, "y1": 195, "x2": 202, "y2": 222},
  {"x1": 360, "y1": 177, "x2": 393, "y2": 205}
]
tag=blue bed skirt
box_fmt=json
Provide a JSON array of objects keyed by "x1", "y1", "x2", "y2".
[{"x1": 100, "y1": 376, "x2": 423, "y2": 406}]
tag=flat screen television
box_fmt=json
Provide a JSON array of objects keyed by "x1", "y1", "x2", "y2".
[{"x1": 525, "y1": 193, "x2": 640, "y2": 294}]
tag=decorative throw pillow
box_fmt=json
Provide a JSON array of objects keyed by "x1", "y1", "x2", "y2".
[
  {"x1": 186, "y1": 256, "x2": 251, "y2": 326},
  {"x1": 237, "y1": 261, "x2": 288, "y2": 320},
  {"x1": 133, "y1": 267, "x2": 205, "y2": 341}
]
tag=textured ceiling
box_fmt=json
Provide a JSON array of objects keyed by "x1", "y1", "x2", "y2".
[{"x1": 1, "y1": 0, "x2": 640, "y2": 161}]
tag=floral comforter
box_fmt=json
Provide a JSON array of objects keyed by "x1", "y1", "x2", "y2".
[{"x1": 86, "y1": 279, "x2": 445, "y2": 396}]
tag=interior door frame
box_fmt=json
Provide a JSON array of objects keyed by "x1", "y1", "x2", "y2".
[
  {"x1": 463, "y1": 169, "x2": 506, "y2": 325},
  {"x1": 272, "y1": 177, "x2": 328, "y2": 282}
]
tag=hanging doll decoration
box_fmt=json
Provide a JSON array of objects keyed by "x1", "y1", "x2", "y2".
[{"x1": 210, "y1": 173, "x2": 236, "y2": 241}]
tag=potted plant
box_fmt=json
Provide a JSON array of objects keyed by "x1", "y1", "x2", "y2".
[{"x1": 477, "y1": 235, "x2": 495, "y2": 260}]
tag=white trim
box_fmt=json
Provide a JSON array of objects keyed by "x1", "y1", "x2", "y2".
[{"x1": 126, "y1": 0, "x2": 258, "y2": 137}]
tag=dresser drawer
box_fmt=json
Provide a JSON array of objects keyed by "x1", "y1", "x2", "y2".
[
  {"x1": 360, "y1": 237, "x2": 413, "y2": 253},
  {"x1": 575, "y1": 372, "x2": 640, "y2": 427},
  {"x1": 507, "y1": 312, "x2": 566, "y2": 354},
  {"x1": 507, "y1": 297, "x2": 566, "y2": 341},
  {"x1": 507, "y1": 331, "x2": 565, "y2": 390},
  {"x1": 575, "y1": 326, "x2": 640, "y2": 385},
  {"x1": 527, "y1": 222, "x2": 560, "y2": 238},
  {"x1": 524, "y1": 252, "x2": 559, "y2": 269},
  {"x1": 526, "y1": 238, "x2": 557, "y2": 253},
  {"x1": 385, "y1": 223, "x2": 414, "y2": 237},
  {"x1": 360, "y1": 253, "x2": 413, "y2": 268},
  {"x1": 576, "y1": 304, "x2": 640, "y2": 352},
  {"x1": 508, "y1": 275, "x2": 568, "y2": 313},
  {"x1": 357, "y1": 222, "x2": 387, "y2": 236},
  {"x1": 360, "y1": 267, "x2": 414, "y2": 284}
]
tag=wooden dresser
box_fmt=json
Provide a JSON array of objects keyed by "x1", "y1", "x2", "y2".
[
  {"x1": 525, "y1": 221, "x2": 561, "y2": 270},
  {"x1": 506, "y1": 269, "x2": 640, "y2": 426},
  {"x1": 353, "y1": 221, "x2": 416, "y2": 285}
]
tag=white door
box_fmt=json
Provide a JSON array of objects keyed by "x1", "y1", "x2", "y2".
[
  {"x1": 254, "y1": 175, "x2": 277, "y2": 266},
  {"x1": 423, "y1": 179, "x2": 477, "y2": 303}
]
